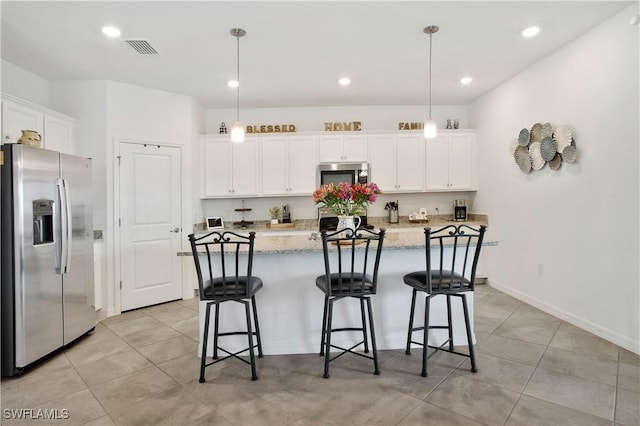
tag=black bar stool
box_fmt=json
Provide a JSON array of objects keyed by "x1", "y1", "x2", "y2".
[
  {"x1": 403, "y1": 224, "x2": 486, "y2": 377},
  {"x1": 316, "y1": 227, "x2": 386, "y2": 378},
  {"x1": 188, "y1": 231, "x2": 263, "y2": 382}
]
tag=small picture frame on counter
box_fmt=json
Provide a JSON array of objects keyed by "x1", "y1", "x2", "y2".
[{"x1": 206, "y1": 217, "x2": 224, "y2": 230}]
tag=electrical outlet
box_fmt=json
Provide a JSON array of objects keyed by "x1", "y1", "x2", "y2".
[{"x1": 537, "y1": 263, "x2": 544, "y2": 276}]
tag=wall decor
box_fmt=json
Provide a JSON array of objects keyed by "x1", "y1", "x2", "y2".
[
  {"x1": 324, "y1": 121, "x2": 362, "y2": 131},
  {"x1": 398, "y1": 122, "x2": 424, "y2": 130},
  {"x1": 246, "y1": 124, "x2": 297, "y2": 133},
  {"x1": 512, "y1": 123, "x2": 577, "y2": 173}
]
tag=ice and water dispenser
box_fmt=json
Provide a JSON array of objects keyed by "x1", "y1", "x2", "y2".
[{"x1": 33, "y1": 200, "x2": 54, "y2": 245}]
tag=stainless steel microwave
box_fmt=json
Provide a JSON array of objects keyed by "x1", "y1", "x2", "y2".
[{"x1": 317, "y1": 162, "x2": 369, "y2": 187}]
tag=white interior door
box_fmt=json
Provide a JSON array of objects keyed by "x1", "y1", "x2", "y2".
[{"x1": 119, "y1": 142, "x2": 182, "y2": 311}]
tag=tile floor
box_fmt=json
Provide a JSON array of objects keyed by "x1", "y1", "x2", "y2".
[{"x1": 1, "y1": 285, "x2": 638, "y2": 425}]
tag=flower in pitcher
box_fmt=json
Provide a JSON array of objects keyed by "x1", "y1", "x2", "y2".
[{"x1": 313, "y1": 182, "x2": 381, "y2": 216}]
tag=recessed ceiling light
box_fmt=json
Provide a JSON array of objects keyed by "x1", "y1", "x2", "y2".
[
  {"x1": 521, "y1": 26, "x2": 540, "y2": 38},
  {"x1": 460, "y1": 76, "x2": 473, "y2": 85},
  {"x1": 227, "y1": 80, "x2": 239, "y2": 88},
  {"x1": 339, "y1": 77, "x2": 351, "y2": 86},
  {"x1": 101, "y1": 26, "x2": 121, "y2": 38}
]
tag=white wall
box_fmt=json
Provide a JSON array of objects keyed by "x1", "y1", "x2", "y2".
[
  {"x1": 469, "y1": 5, "x2": 639, "y2": 353},
  {"x1": 50, "y1": 80, "x2": 109, "y2": 311},
  {"x1": 201, "y1": 192, "x2": 477, "y2": 226},
  {"x1": 105, "y1": 81, "x2": 196, "y2": 315},
  {"x1": 1, "y1": 60, "x2": 50, "y2": 107},
  {"x1": 205, "y1": 105, "x2": 469, "y2": 134}
]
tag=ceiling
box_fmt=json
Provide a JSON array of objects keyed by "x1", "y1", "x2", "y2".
[{"x1": 0, "y1": 1, "x2": 633, "y2": 109}]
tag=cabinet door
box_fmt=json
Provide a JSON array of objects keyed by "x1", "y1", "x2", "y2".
[
  {"x1": 396, "y1": 134, "x2": 425, "y2": 192},
  {"x1": 448, "y1": 134, "x2": 476, "y2": 189},
  {"x1": 261, "y1": 137, "x2": 289, "y2": 195},
  {"x1": 2, "y1": 100, "x2": 44, "y2": 145},
  {"x1": 368, "y1": 135, "x2": 397, "y2": 191},
  {"x1": 44, "y1": 115, "x2": 73, "y2": 153},
  {"x1": 318, "y1": 135, "x2": 344, "y2": 162},
  {"x1": 342, "y1": 135, "x2": 368, "y2": 161},
  {"x1": 288, "y1": 136, "x2": 317, "y2": 194},
  {"x1": 231, "y1": 139, "x2": 259, "y2": 196},
  {"x1": 203, "y1": 138, "x2": 232, "y2": 197},
  {"x1": 425, "y1": 136, "x2": 450, "y2": 190}
]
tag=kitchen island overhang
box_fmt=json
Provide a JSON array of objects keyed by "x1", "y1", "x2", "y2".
[{"x1": 180, "y1": 218, "x2": 496, "y2": 357}]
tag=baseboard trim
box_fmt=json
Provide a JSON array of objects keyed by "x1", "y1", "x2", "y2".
[{"x1": 487, "y1": 279, "x2": 640, "y2": 355}]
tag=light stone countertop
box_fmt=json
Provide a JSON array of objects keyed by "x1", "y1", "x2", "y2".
[{"x1": 180, "y1": 215, "x2": 495, "y2": 255}]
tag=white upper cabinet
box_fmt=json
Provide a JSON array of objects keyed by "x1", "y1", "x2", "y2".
[
  {"x1": 200, "y1": 130, "x2": 475, "y2": 199},
  {"x1": 425, "y1": 131, "x2": 476, "y2": 191},
  {"x1": 44, "y1": 115, "x2": 74, "y2": 154},
  {"x1": 318, "y1": 134, "x2": 367, "y2": 162},
  {"x1": 202, "y1": 136, "x2": 259, "y2": 198},
  {"x1": 261, "y1": 136, "x2": 317, "y2": 196},
  {"x1": 2, "y1": 99, "x2": 44, "y2": 145},
  {"x1": 368, "y1": 134, "x2": 425, "y2": 192},
  {"x1": 1, "y1": 96, "x2": 75, "y2": 154}
]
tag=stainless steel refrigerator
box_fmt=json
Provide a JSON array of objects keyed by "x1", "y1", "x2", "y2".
[{"x1": 1, "y1": 144, "x2": 95, "y2": 376}]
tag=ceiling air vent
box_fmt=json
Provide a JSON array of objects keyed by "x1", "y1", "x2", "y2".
[{"x1": 125, "y1": 40, "x2": 159, "y2": 55}]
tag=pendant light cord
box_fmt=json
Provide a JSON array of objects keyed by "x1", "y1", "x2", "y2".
[
  {"x1": 236, "y1": 33, "x2": 240, "y2": 122},
  {"x1": 428, "y1": 31, "x2": 433, "y2": 119}
]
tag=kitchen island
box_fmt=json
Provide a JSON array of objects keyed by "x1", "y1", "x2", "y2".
[{"x1": 181, "y1": 215, "x2": 495, "y2": 356}]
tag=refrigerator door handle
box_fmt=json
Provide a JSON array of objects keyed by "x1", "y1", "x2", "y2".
[
  {"x1": 55, "y1": 179, "x2": 64, "y2": 274},
  {"x1": 61, "y1": 178, "x2": 72, "y2": 274}
]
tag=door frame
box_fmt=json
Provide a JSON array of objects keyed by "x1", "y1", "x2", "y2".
[{"x1": 113, "y1": 137, "x2": 187, "y2": 315}]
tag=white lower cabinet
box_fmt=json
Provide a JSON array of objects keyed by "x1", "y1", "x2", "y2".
[
  {"x1": 261, "y1": 136, "x2": 317, "y2": 196},
  {"x1": 368, "y1": 134, "x2": 424, "y2": 192},
  {"x1": 426, "y1": 132, "x2": 476, "y2": 191},
  {"x1": 202, "y1": 137, "x2": 259, "y2": 197}
]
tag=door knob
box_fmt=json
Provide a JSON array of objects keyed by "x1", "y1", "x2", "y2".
[{"x1": 170, "y1": 227, "x2": 181, "y2": 233}]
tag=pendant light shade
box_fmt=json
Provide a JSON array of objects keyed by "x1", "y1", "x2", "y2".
[
  {"x1": 424, "y1": 118, "x2": 437, "y2": 139},
  {"x1": 230, "y1": 28, "x2": 246, "y2": 143},
  {"x1": 423, "y1": 25, "x2": 439, "y2": 139}
]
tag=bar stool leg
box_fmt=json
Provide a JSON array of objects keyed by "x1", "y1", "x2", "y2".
[
  {"x1": 244, "y1": 300, "x2": 258, "y2": 381},
  {"x1": 323, "y1": 299, "x2": 334, "y2": 378},
  {"x1": 251, "y1": 296, "x2": 263, "y2": 358},
  {"x1": 213, "y1": 301, "x2": 220, "y2": 359},
  {"x1": 421, "y1": 295, "x2": 431, "y2": 377},
  {"x1": 406, "y1": 288, "x2": 417, "y2": 355},
  {"x1": 320, "y1": 296, "x2": 329, "y2": 356},
  {"x1": 446, "y1": 294, "x2": 454, "y2": 351},
  {"x1": 460, "y1": 293, "x2": 477, "y2": 373},
  {"x1": 199, "y1": 302, "x2": 212, "y2": 383},
  {"x1": 360, "y1": 298, "x2": 369, "y2": 353},
  {"x1": 365, "y1": 297, "x2": 380, "y2": 375}
]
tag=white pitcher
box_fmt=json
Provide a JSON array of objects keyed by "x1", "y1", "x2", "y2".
[{"x1": 337, "y1": 215, "x2": 361, "y2": 231}]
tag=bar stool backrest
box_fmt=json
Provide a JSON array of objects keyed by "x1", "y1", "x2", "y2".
[
  {"x1": 425, "y1": 224, "x2": 487, "y2": 294},
  {"x1": 188, "y1": 231, "x2": 256, "y2": 300},
  {"x1": 320, "y1": 227, "x2": 386, "y2": 296}
]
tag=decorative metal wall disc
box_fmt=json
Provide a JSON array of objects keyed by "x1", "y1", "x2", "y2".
[
  {"x1": 562, "y1": 145, "x2": 577, "y2": 163},
  {"x1": 518, "y1": 128, "x2": 530, "y2": 146},
  {"x1": 515, "y1": 145, "x2": 531, "y2": 173},
  {"x1": 541, "y1": 122, "x2": 553, "y2": 139},
  {"x1": 529, "y1": 142, "x2": 545, "y2": 170},
  {"x1": 530, "y1": 123, "x2": 542, "y2": 143},
  {"x1": 549, "y1": 153, "x2": 562, "y2": 170},
  {"x1": 540, "y1": 136, "x2": 557, "y2": 161}
]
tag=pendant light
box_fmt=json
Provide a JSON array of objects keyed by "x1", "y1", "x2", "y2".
[
  {"x1": 423, "y1": 25, "x2": 439, "y2": 139},
  {"x1": 230, "y1": 28, "x2": 246, "y2": 143}
]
